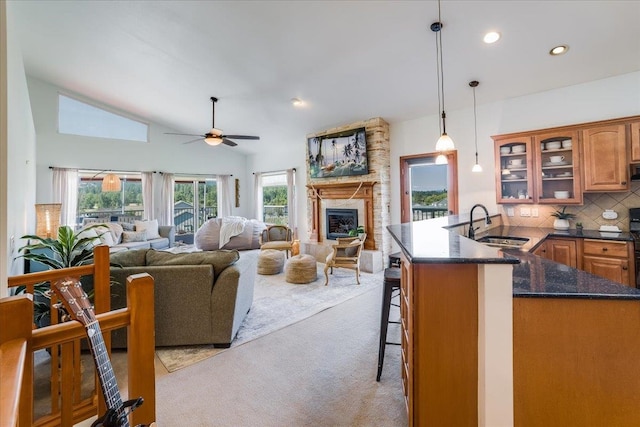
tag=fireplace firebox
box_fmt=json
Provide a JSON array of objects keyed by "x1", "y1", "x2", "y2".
[{"x1": 326, "y1": 209, "x2": 358, "y2": 240}]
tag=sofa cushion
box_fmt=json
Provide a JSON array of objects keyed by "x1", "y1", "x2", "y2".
[
  {"x1": 110, "y1": 248, "x2": 149, "y2": 267},
  {"x1": 119, "y1": 222, "x2": 135, "y2": 231},
  {"x1": 135, "y1": 219, "x2": 161, "y2": 239},
  {"x1": 146, "y1": 249, "x2": 240, "y2": 276},
  {"x1": 149, "y1": 237, "x2": 170, "y2": 250},
  {"x1": 122, "y1": 230, "x2": 147, "y2": 243}
]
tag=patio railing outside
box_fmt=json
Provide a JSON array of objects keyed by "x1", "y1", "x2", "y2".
[{"x1": 412, "y1": 206, "x2": 449, "y2": 221}]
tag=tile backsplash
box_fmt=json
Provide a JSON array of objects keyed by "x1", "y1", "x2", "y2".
[{"x1": 499, "y1": 181, "x2": 640, "y2": 231}]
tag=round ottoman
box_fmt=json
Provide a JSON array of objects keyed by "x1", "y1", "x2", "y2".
[
  {"x1": 285, "y1": 254, "x2": 318, "y2": 284},
  {"x1": 257, "y1": 249, "x2": 285, "y2": 275}
]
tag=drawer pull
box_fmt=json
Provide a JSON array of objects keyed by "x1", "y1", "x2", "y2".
[{"x1": 602, "y1": 247, "x2": 608, "y2": 252}]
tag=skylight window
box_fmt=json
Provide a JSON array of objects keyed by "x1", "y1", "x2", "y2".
[{"x1": 58, "y1": 94, "x2": 149, "y2": 142}]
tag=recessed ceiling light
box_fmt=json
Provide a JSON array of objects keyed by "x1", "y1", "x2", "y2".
[
  {"x1": 483, "y1": 31, "x2": 501, "y2": 44},
  {"x1": 549, "y1": 45, "x2": 569, "y2": 56},
  {"x1": 291, "y1": 98, "x2": 303, "y2": 107}
]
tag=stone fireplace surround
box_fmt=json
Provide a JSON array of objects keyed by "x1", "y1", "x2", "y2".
[{"x1": 302, "y1": 117, "x2": 391, "y2": 273}]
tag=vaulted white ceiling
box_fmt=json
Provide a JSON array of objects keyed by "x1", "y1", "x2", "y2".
[{"x1": 10, "y1": 1, "x2": 640, "y2": 155}]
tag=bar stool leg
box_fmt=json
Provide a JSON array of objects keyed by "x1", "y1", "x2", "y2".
[{"x1": 376, "y1": 279, "x2": 394, "y2": 381}]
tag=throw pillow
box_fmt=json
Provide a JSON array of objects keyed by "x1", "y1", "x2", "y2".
[
  {"x1": 134, "y1": 219, "x2": 160, "y2": 239},
  {"x1": 121, "y1": 230, "x2": 147, "y2": 243},
  {"x1": 110, "y1": 249, "x2": 149, "y2": 267},
  {"x1": 146, "y1": 249, "x2": 240, "y2": 276},
  {"x1": 118, "y1": 222, "x2": 135, "y2": 231},
  {"x1": 77, "y1": 227, "x2": 100, "y2": 245}
]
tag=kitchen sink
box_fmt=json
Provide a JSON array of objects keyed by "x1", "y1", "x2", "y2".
[{"x1": 476, "y1": 235, "x2": 530, "y2": 248}]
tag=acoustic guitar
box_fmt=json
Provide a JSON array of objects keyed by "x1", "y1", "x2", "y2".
[{"x1": 52, "y1": 276, "x2": 155, "y2": 427}]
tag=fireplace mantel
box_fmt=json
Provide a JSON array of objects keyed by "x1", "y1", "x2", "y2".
[{"x1": 306, "y1": 181, "x2": 377, "y2": 250}]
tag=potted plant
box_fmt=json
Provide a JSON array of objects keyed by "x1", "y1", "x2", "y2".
[
  {"x1": 15, "y1": 225, "x2": 115, "y2": 326},
  {"x1": 348, "y1": 226, "x2": 365, "y2": 239},
  {"x1": 551, "y1": 207, "x2": 575, "y2": 231}
]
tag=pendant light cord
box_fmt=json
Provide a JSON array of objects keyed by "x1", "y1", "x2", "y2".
[
  {"x1": 435, "y1": 34, "x2": 442, "y2": 135},
  {"x1": 437, "y1": 0, "x2": 446, "y2": 134},
  {"x1": 473, "y1": 85, "x2": 478, "y2": 158}
]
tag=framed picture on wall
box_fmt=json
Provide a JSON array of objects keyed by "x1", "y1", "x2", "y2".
[{"x1": 307, "y1": 127, "x2": 368, "y2": 178}]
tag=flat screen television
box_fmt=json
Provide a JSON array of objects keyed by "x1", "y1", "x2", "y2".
[{"x1": 307, "y1": 127, "x2": 368, "y2": 178}]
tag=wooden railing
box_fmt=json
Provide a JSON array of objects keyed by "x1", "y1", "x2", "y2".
[{"x1": 1, "y1": 245, "x2": 156, "y2": 427}]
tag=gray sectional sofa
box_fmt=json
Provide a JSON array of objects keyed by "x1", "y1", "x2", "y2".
[
  {"x1": 105, "y1": 248, "x2": 259, "y2": 348},
  {"x1": 80, "y1": 218, "x2": 175, "y2": 252}
]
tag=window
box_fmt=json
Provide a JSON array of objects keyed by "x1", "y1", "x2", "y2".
[
  {"x1": 173, "y1": 178, "x2": 217, "y2": 234},
  {"x1": 58, "y1": 94, "x2": 149, "y2": 142},
  {"x1": 77, "y1": 172, "x2": 143, "y2": 225},
  {"x1": 262, "y1": 172, "x2": 288, "y2": 225},
  {"x1": 400, "y1": 151, "x2": 458, "y2": 222}
]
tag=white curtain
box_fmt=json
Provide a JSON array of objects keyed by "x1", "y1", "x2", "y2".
[
  {"x1": 286, "y1": 168, "x2": 297, "y2": 238},
  {"x1": 253, "y1": 172, "x2": 263, "y2": 221},
  {"x1": 159, "y1": 173, "x2": 175, "y2": 226},
  {"x1": 216, "y1": 174, "x2": 232, "y2": 218},
  {"x1": 52, "y1": 168, "x2": 78, "y2": 227},
  {"x1": 141, "y1": 171, "x2": 154, "y2": 220}
]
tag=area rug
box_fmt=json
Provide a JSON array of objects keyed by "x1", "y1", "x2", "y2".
[{"x1": 155, "y1": 262, "x2": 383, "y2": 372}]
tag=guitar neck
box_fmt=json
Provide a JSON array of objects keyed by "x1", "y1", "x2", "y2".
[{"x1": 86, "y1": 322, "x2": 129, "y2": 427}]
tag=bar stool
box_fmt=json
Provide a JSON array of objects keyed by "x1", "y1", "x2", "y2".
[{"x1": 376, "y1": 266, "x2": 401, "y2": 381}]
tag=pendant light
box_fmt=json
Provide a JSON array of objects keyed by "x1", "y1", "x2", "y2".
[
  {"x1": 102, "y1": 173, "x2": 121, "y2": 192},
  {"x1": 432, "y1": 0, "x2": 454, "y2": 152},
  {"x1": 470, "y1": 80, "x2": 482, "y2": 172}
]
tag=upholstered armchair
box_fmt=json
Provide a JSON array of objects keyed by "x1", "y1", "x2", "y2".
[
  {"x1": 324, "y1": 234, "x2": 366, "y2": 286},
  {"x1": 260, "y1": 225, "x2": 294, "y2": 258}
]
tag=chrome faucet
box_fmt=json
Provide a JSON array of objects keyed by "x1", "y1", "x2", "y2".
[{"x1": 468, "y1": 204, "x2": 492, "y2": 240}]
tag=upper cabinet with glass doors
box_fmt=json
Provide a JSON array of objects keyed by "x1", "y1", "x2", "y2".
[
  {"x1": 494, "y1": 137, "x2": 535, "y2": 204},
  {"x1": 534, "y1": 130, "x2": 582, "y2": 204}
]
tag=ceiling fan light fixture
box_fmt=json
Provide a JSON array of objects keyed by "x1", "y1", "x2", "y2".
[
  {"x1": 204, "y1": 136, "x2": 223, "y2": 146},
  {"x1": 291, "y1": 98, "x2": 303, "y2": 107}
]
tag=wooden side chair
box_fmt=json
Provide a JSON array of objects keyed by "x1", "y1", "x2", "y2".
[
  {"x1": 260, "y1": 225, "x2": 294, "y2": 258},
  {"x1": 324, "y1": 234, "x2": 366, "y2": 286}
]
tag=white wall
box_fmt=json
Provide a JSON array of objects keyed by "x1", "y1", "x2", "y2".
[
  {"x1": 390, "y1": 71, "x2": 640, "y2": 224},
  {"x1": 27, "y1": 77, "x2": 253, "y2": 221},
  {"x1": 2, "y1": 1, "x2": 38, "y2": 294}
]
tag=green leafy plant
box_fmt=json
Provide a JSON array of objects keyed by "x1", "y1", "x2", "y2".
[
  {"x1": 550, "y1": 207, "x2": 576, "y2": 220},
  {"x1": 15, "y1": 225, "x2": 118, "y2": 324},
  {"x1": 348, "y1": 226, "x2": 365, "y2": 237}
]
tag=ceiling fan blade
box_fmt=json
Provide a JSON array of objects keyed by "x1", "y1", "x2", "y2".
[
  {"x1": 183, "y1": 137, "x2": 204, "y2": 145},
  {"x1": 222, "y1": 138, "x2": 238, "y2": 147},
  {"x1": 222, "y1": 135, "x2": 260, "y2": 140},
  {"x1": 165, "y1": 132, "x2": 205, "y2": 137}
]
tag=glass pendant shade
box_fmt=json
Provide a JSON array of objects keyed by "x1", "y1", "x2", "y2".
[
  {"x1": 435, "y1": 154, "x2": 448, "y2": 165},
  {"x1": 102, "y1": 173, "x2": 121, "y2": 192},
  {"x1": 435, "y1": 132, "x2": 454, "y2": 152},
  {"x1": 472, "y1": 163, "x2": 483, "y2": 173}
]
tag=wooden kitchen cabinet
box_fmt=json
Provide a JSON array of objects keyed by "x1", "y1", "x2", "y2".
[
  {"x1": 631, "y1": 121, "x2": 640, "y2": 163},
  {"x1": 400, "y1": 257, "x2": 412, "y2": 421},
  {"x1": 582, "y1": 124, "x2": 629, "y2": 191},
  {"x1": 536, "y1": 237, "x2": 579, "y2": 268},
  {"x1": 494, "y1": 137, "x2": 535, "y2": 204},
  {"x1": 534, "y1": 130, "x2": 582, "y2": 204},
  {"x1": 582, "y1": 239, "x2": 635, "y2": 286}
]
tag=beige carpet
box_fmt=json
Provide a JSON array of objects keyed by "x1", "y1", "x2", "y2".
[
  {"x1": 155, "y1": 263, "x2": 382, "y2": 372},
  {"x1": 155, "y1": 277, "x2": 407, "y2": 426}
]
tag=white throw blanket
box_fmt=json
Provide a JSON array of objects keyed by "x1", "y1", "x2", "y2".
[{"x1": 219, "y1": 216, "x2": 247, "y2": 248}]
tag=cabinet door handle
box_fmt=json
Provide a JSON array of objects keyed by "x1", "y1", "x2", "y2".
[
  {"x1": 623, "y1": 266, "x2": 628, "y2": 271},
  {"x1": 602, "y1": 247, "x2": 608, "y2": 252},
  {"x1": 621, "y1": 181, "x2": 627, "y2": 185}
]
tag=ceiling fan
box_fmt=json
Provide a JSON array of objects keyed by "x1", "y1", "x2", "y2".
[{"x1": 165, "y1": 96, "x2": 260, "y2": 147}]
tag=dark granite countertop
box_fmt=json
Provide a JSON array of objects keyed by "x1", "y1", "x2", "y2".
[{"x1": 387, "y1": 215, "x2": 640, "y2": 300}]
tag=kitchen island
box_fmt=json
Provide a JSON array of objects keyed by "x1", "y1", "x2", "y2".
[{"x1": 388, "y1": 216, "x2": 640, "y2": 427}]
